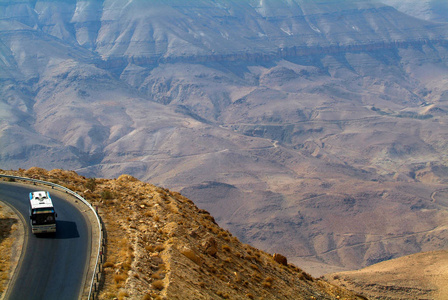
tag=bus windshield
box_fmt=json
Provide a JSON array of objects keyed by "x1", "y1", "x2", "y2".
[
  {"x1": 31, "y1": 209, "x2": 56, "y2": 225},
  {"x1": 32, "y1": 208, "x2": 55, "y2": 214}
]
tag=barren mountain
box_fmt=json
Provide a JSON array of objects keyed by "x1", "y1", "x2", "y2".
[{"x1": 1, "y1": 0, "x2": 448, "y2": 275}]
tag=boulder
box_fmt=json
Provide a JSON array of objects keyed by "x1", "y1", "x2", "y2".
[
  {"x1": 203, "y1": 237, "x2": 218, "y2": 257},
  {"x1": 273, "y1": 253, "x2": 287, "y2": 266}
]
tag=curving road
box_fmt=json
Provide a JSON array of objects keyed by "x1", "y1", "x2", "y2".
[{"x1": 0, "y1": 182, "x2": 90, "y2": 300}]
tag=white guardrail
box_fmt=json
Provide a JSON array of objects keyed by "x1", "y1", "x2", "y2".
[{"x1": 0, "y1": 174, "x2": 102, "y2": 300}]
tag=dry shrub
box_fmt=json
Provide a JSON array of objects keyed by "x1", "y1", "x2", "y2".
[
  {"x1": 244, "y1": 255, "x2": 256, "y2": 261},
  {"x1": 145, "y1": 245, "x2": 155, "y2": 252},
  {"x1": 222, "y1": 244, "x2": 231, "y2": 252},
  {"x1": 231, "y1": 236, "x2": 239, "y2": 244},
  {"x1": 151, "y1": 269, "x2": 165, "y2": 280},
  {"x1": 168, "y1": 203, "x2": 179, "y2": 214},
  {"x1": 155, "y1": 244, "x2": 165, "y2": 252},
  {"x1": 251, "y1": 271, "x2": 262, "y2": 282},
  {"x1": 114, "y1": 274, "x2": 127, "y2": 284},
  {"x1": 85, "y1": 177, "x2": 97, "y2": 191},
  {"x1": 117, "y1": 174, "x2": 138, "y2": 182},
  {"x1": 298, "y1": 271, "x2": 314, "y2": 281},
  {"x1": 216, "y1": 291, "x2": 229, "y2": 299},
  {"x1": 152, "y1": 280, "x2": 164, "y2": 290},
  {"x1": 218, "y1": 231, "x2": 228, "y2": 238},
  {"x1": 262, "y1": 276, "x2": 274, "y2": 288},
  {"x1": 118, "y1": 289, "x2": 129, "y2": 299},
  {"x1": 101, "y1": 189, "x2": 114, "y2": 200},
  {"x1": 208, "y1": 225, "x2": 219, "y2": 234}
]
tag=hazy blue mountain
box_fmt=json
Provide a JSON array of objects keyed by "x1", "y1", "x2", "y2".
[{"x1": 379, "y1": 0, "x2": 448, "y2": 22}]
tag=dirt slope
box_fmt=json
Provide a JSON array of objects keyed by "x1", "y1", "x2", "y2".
[
  {"x1": 1, "y1": 168, "x2": 364, "y2": 300},
  {"x1": 325, "y1": 249, "x2": 448, "y2": 300}
]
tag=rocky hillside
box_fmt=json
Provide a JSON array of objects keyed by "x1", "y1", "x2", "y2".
[
  {"x1": 2, "y1": 0, "x2": 448, "y2": 275},
  {"x1": 0, "y1": 168, "x2": 365, "y2": 300}
]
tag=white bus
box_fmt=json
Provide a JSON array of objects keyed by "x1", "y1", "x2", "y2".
[{"x1": 29, "y1": 191, "x2": 57, "y2": 234}]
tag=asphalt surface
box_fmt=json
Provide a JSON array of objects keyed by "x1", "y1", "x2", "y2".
[{"x1": 0, "y1": 182, "x2": 90, "y2": 300}]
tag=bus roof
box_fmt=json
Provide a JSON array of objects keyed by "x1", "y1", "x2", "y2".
[{"x1": 29, "y1": 191, "x2": 54, "y2": 209}]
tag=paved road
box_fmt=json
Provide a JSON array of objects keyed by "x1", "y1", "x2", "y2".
[{"x1": 0, "y1": 182, "x2": 90, "y2": 300}]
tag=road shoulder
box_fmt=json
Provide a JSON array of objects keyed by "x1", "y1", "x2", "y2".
[{"x1": 0, "y1": 200, "x2": 25, "y2": 300}]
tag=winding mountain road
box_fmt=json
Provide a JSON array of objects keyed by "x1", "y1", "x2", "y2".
[{"x1": 0, "y1": 182, "x2": 91, "y2": 300}]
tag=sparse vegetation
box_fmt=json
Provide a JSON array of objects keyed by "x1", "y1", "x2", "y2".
[
  {"x1": 0, "y1": 168, "x2": 364, "y2": 300},
  {"x1": 85, "y1": 177, "x2": 97, "y2": 191},
  {"x1": 101, "y1": 189, "x2": 114, "y2": 200}
]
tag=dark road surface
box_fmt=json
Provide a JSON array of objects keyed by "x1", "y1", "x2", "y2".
[{"x1": 0, "y1": 182, "x2": 90, "y2": 300}]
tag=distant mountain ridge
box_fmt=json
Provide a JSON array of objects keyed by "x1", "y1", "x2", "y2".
[{"x1": 3, "y1": 0, "x2": 448, "y2": 60}]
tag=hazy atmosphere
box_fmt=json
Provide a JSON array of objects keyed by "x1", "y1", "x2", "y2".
[{"x1": 2, "y1": 0, "x2": 448, "y2": 277}]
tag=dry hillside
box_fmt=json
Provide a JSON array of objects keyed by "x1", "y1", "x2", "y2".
[
  {"x1": 0, "y1": 201, "x2": 20, "y2": 296},
  {"x1": 0, "y1": 168, "x2": 365, "y2": 300},
  {"x1": 325, "y1": 249, "x2": 448, "y2": 300}
]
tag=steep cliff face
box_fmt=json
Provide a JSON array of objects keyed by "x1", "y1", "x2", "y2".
[
  {"x1": 2, "y1": 0, "x2": 448, "y2": 275},
  {"x1": 3, "y1": 0, "x2": 448, "y2": 61}
]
